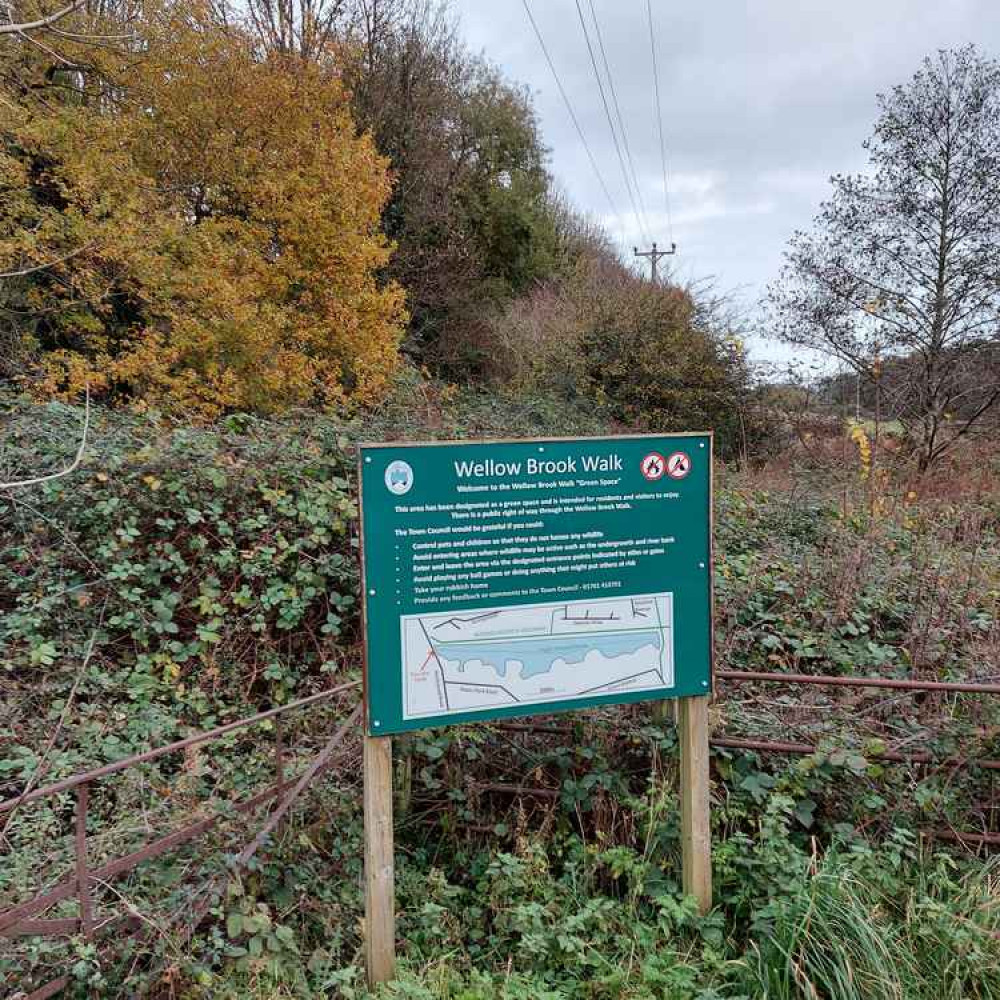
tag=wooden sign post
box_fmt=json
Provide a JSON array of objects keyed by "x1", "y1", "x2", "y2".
[
  {"x1": 363, "y1": 734, "x2": 396, "y2": 985},
  {"x1": 679, "y1": 694, "x2": 711, "y2": 913}
]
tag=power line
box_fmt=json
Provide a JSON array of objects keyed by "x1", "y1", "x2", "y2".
[
  {"x1": 646, "y1": 0, "x2": 675, "y2": 244},
  {"x1": 573, "y1": 0, "x2": 648, "y2": 245},
  {"x1": 586, "y1": 0, "x2": 651, "y2": 242},
  {"x1": 520, "y1": 0, "x2": 623, "y2": 239}
]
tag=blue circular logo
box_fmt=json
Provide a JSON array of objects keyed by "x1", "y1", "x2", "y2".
[{"x1": 384, "y1": 460, "x2": 414, "y2": 495}]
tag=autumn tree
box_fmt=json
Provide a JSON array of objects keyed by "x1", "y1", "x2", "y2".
[
  {"x1": 201, "y1": 0, "x2": 582, "y2": 377},
  {"x1": 768, "y1": 46, "x2": 1000, "y2": 471},
  {"x1": 1, "y1": 1, "x2": 405, "y2": 415}
]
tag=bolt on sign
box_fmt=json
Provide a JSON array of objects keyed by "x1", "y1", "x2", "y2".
[{"x1": 359, "y1": 434, "x2": 713, "y2": 735}]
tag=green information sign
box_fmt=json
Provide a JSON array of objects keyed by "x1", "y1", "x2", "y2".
[{"x1": 358, "y1": 434, "x2": 713, "y2": 735}]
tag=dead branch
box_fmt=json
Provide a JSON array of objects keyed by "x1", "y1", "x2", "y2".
[
  {"x1": 0, "y1": 0, "x2": 86, "y2": 35},
  {"x1": 0, "y1": 244, "x2": 93, "y2": 278},
  {"x1": 0, "y1": 383, "x2": 90, "y2": 490}
]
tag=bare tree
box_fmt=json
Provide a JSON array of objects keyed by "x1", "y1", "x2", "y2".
[
  {"x1": 225, "y1": 0, "x2": 348, "y2": 59},
  {"x1": 768, "y1": 46, "x2": 1000, "y2": 472}
]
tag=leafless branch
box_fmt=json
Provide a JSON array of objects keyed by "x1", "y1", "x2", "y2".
[
  {"x1": 0, "y1": 0, "x2": 86, "y2": 35},
  {"x1": 0, "y1": 383, "x2": 90, "y2": 490},
  {"x1": 0, "y1": 244, "x2": 93, "y2": 279}
]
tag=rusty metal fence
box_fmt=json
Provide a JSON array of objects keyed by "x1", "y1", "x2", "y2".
[
  {"x1": 467, "y1": 668, "x2": 1000, "y2": 847},
  {"x1": 2, "y1": 680, "x2": 362, "y2": 1000},
  {"x1": 713, "y1": 668, "x2": 1000, "y2": 847},
  {"x1": 6, "y1": 666, "x2": 1000, "y2": 996}
]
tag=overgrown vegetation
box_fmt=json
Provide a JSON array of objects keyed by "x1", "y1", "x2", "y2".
[
  {"x1": 2, "y1": 394, "x2": 999, "y2": 997},
  {"x1": 4, "y1": 3, "x2": 1000, "y2": 995},
  {"x1": 1, "y1": 0, "x2": 751, "y2": 451}
]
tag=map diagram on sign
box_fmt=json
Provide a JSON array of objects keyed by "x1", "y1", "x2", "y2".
[{"x1": 401, "y1": 593, "x2": 674, "y2": 720}]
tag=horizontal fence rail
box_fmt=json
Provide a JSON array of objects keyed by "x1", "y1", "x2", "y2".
[
  {"x1": 714, "y1": 670, "x2": 1000, "y2": 768},
  {"x1": 716, "y1": 668, "x2": 1000, "y2": 855},
  {"x1": 716, "y1": 669, "x2": 1000, "y2": 696},
  {"x1": 9, "y1": 666, "x2": 1000, "y2": 997},
  {"x1": 0, "y1": 679, "x2": 360, "y2": 815},
  {"x1": 710, "y1": 737, "x2": 1000, "y2": 770}
]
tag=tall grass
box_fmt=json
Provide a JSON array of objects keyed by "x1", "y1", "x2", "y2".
[{"x1": 744, "y1": 855, "x2": 1000, "y2": 1000}]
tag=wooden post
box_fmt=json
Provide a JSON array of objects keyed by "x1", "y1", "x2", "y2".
[
  {"x1": 679, "y1": 695, "x2": 711, "y2": 913},
  {"x1": 364, "y1": 734, "x2": 395, "y2": 987},
  {"x1": 274, "y1": 714, "x2": 286, "y2": 837},
  {"x1": 75, "y1": 782, "x2": 93, "y2": 939}
]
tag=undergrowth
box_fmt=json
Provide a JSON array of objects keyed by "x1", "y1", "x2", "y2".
[{"x1": 2, "y1": 392, "x2": 1000, "y2": 998}]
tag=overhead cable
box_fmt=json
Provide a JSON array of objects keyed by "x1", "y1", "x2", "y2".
[
  {"x1": 521, "y1": 0, "x2": 623, "y2": 235},
  {"x1": 574, "y1": 0, "x2": 648, "y2": 244},
  {"x1": 646, "y1": 0, "x2": 675, "y2": 243},
  {"x1": 586, "y1": 0, "x2": 652, "y2": 242}
]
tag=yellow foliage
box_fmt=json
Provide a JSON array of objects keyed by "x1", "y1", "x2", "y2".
[
  {"x1": 2, "y1": 2, "x2": 406, "y2": 416},
  {"x1": 849, "y1": 423, "x2": 872, "y2": 479}
]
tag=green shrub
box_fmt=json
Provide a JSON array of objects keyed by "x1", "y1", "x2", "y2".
[{"x1": 1, "y1": 394, "x2": 359, "y2": 787}]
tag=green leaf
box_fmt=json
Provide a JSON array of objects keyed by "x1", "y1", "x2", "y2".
[{"x1": 793, "y1": 798, "x2": 816, "y2": 828}]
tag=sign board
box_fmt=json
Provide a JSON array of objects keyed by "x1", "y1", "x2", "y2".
[{"x1": 358, "y1": 434, "x2": 712, "y2": 735}]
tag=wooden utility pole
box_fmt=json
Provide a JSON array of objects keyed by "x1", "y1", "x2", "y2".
[{"x1": 633, "y1": 241, "x2": 676, "y2": 284}]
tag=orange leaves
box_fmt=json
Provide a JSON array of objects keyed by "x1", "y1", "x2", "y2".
[{"x1": 6, "y1": 1, "x2": 406, "y2": 416}]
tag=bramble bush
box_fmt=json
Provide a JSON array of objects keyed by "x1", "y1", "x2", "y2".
[
  {"x1": 1, "y1": 395, "x2": 359, "y2": 778},
  {"x1": 4, "y1": 391, "x2": 1000, "y2": 998},
  {"x1": 485, "y1": 255, "x2": 756, "y2": 459}
]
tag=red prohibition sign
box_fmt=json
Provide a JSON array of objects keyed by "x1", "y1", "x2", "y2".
[
  {"x1": 640, "y1": 452, "x2": 666, "y2": 481},
  {"x1": 666, "y1": 451, "x2": 692, "y2": 480}
]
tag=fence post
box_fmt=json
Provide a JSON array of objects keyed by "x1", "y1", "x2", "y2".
[
  {"x1": 274, "y1": 714, "x2": 286, "y2": 837},
  {"x1": 364, "y1": 734, "x2": 395, "y2": 987},
  {"x1": 75, "y1": 782, "x2": 93, "y2": 939},
  {"x1": 679, "y1": 695, "x2": 712, "y2": 914}
]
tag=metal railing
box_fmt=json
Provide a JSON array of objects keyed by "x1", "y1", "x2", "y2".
[
  {"x1": 8, "y1": 665, "x2": 1000, "y2": 996},
  {"x1": 714, "y1": 669, "x2": 1000, "y2": 846},
  {"x1": 488, "y1": 669, "x2": 1000, "y2": 847},
  {"x1": 2, "y1": 680, "x2": 361, "y2": 1000}
]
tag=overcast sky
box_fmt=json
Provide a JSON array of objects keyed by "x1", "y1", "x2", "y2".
[{"x1": 455, "y1": 1, "x2": 999, "y2": 363}]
